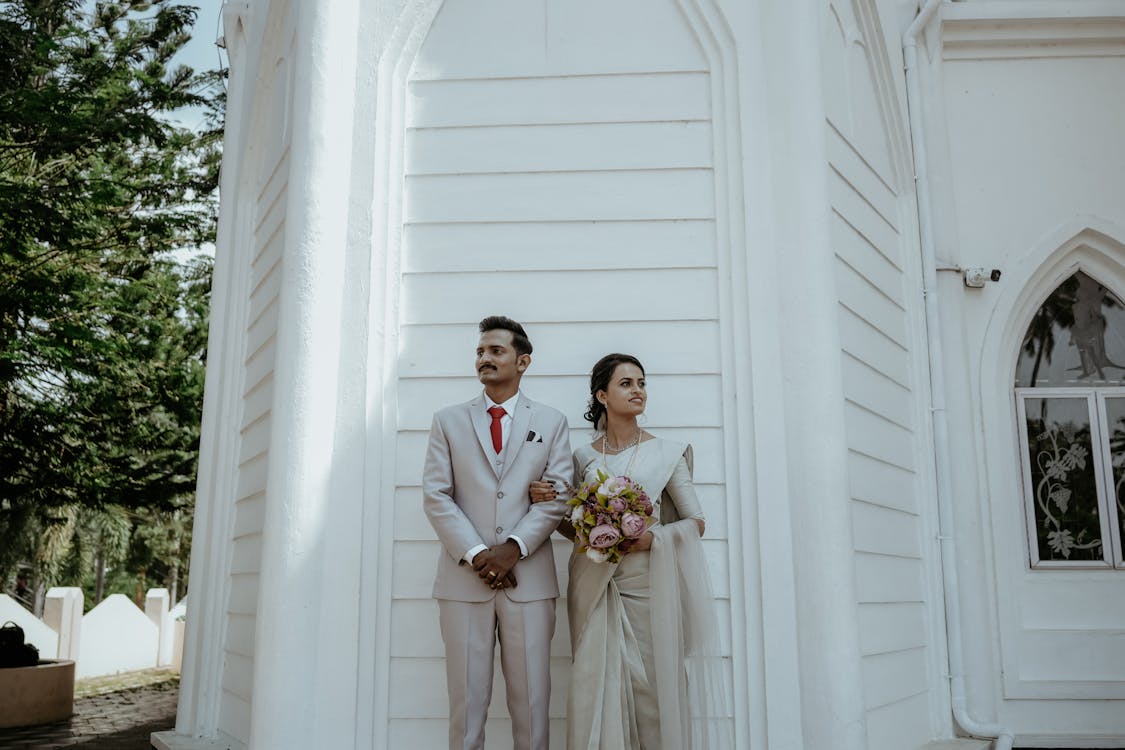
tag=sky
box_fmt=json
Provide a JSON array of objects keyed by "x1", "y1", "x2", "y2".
[
  {"x1": 80, "y1": 0, "x2": 227, "y2": 130},
  {"x1": 178, "y1": 0, "x2": 226, "y2": 78},
  {"x1": 176, "y1": 0, "x2": 227, "y2": 131},
  {"x1": 168, "y1": 0, "x2": 226, "y2": 256}
]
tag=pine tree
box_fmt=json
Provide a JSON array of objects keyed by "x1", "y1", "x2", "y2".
[{"x1": 0, "y1": 0, "x2": 220, "y2": 600}]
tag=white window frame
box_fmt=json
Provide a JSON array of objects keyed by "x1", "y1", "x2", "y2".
[
  {"x1": 1016, "y1": 386, "x2": 1125, "y2": 569},
  {"x1": 1096, "y1": 390, "x2": 1125, "y2": 566}
]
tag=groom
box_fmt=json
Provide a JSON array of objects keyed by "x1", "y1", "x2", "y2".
[{"x1": 423, "y1": 315, "x2": 571, "y2": 750}]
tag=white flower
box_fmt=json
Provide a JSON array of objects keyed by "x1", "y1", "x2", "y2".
[
  {"x1": 570, "y1": 505, "x2": 584, "y2": 524},
  {"x1": 585, "y1": 548, "x2": 610, "y2": 564},
  {"x1": 600, "y1": 476, "x2": 627, "y2": 497}
]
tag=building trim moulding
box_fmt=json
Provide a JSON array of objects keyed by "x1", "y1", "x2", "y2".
[
  {"x1": 942, "y1": 0, "x2": 1125, "y2": 60},
  {"x1": 850, "y1": 0, "x2": 913, "y2": 192}
]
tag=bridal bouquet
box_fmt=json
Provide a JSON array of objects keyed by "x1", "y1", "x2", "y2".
[{"x1": 567, "y1": 470, "x2": 655, "y2": 563}]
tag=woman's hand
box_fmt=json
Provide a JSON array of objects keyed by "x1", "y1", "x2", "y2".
[
  {"x1": 621, "y1": 530, "x2": 654, "y2": 554},
  {"x1": 529, "y1": 479, "x2": 558, "y2": 503},
  {"x1": 530, "y1": 479, "x2": 579, "y2": 540}
]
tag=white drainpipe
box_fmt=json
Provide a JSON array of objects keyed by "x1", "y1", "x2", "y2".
[{"x1": 902, "y1": 2, "x2": 1016, "y2": 749}]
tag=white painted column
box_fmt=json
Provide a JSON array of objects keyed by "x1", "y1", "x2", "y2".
[
  {"x1": 43, "y1": 587, "x2": 83, "y2": 661},
  {"x1": 246, "y1": 0, "x2": 365, "y2": 749},
  {"x1": 172, "y1": 2, "x2": 261, "y2": 740},
  {"x1": 697, "y1": 0, "x2": 810, "y2": 747},
  {"x1": 757, "y1": 0, "x2": 869, "y2": 748}
]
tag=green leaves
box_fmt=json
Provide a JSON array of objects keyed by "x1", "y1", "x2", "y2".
[{"x1": 0, "y1": 1, "x2": 220, "y2": 593}]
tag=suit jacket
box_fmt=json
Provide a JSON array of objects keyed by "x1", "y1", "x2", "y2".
[{"x1": 423, "y1": 391, "x2": 571, "y2": 603}]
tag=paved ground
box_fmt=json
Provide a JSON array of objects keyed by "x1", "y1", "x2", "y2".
[
  {"x1": 0, "y1": 672, "x2": 177, "y2": 749},
  {"x1": 0, "y1": 670, "x2": 1107, "y2": 750}
]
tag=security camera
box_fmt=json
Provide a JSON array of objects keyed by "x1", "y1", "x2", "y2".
[{"x1": 963, "y1": 267, "x2": 1002, "y2": 288}]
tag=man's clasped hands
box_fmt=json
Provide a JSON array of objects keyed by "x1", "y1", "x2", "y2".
[{"x1": 472, "y1": 538, "x2": 521, "y2": 590}]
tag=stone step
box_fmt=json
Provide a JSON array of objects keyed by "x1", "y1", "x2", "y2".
[{"x1": 919, "y1": 741, "x2": 994, "y2": 750}]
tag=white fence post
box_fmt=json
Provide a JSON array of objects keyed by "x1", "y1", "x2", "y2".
[
  {"x1": 43, "y1": 587, "x2": 83, "y2": 662},
  {"x1": 145, "y1": 588, "x2": 173, "y2": 667},
  {"x1": 170, "y1": 597, "x2": 186, "y2": 673}
]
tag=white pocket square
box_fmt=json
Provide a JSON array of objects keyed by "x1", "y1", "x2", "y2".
[{"x1": 526, "y1": 430, "x2": 544, "y2": 443}]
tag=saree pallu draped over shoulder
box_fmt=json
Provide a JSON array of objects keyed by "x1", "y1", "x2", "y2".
[{"x1": 566, "y1": 439, "x2": 732, "y2": 750}]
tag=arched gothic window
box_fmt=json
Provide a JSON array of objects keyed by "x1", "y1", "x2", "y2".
[{"x1": 1015, "y1": 271, "x2": 1125, "y2": 568}]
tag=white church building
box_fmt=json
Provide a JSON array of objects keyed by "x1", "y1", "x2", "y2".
[{"x1": 157, "y1": 1, "x2": 1125, "y2": 748}]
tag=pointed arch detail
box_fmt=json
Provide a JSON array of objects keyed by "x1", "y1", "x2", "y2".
[{"x1": 984, "y1": 220, "x2": 1125, "y2": 389}]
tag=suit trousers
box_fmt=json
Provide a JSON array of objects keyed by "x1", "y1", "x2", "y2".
[{"x1": 438, "y1": 595, "x2": 556, "y2": 750}]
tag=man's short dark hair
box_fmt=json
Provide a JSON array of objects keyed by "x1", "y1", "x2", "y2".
[{"x1": 479, "y1": 315, "x2": 533, "y2": 356}]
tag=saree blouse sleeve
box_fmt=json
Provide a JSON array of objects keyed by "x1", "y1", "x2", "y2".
[{"x1": 664, "y1": 453, "x2": 706, "y2": 522}]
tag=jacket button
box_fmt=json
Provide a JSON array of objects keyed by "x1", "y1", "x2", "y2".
[
  {"x1": 496, "y1": 527, "x2": 503, "y2": 534},
  {"x1": 497, "y1": 491, "x2": 504, "y2": 499}
]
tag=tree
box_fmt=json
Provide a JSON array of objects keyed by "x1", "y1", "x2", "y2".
[{"x1": 0, "y1": 0, "x2": 220, "y2": 601}]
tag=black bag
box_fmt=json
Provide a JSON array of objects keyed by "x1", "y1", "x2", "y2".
[{"x1": 0, "y1": 620, "x2": 40, "y2": 668}]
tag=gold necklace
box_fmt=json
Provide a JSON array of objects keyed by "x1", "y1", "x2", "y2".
[
  {"x1": 601, "y1": 426, "x2": 643, "y2": 477},
  {"x1": 602, "y1": 429, "x2": 639, "y2": 453}
]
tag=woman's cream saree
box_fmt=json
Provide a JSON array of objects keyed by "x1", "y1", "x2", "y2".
[{"x1": 566, "y1": 439, "x2": 732, "y2": 749}]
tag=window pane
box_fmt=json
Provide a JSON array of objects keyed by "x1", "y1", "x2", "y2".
[
  {"x1": 1023, "y1": 397, "x2": 1104, "y2": 562},
  {"x1": 1015, "y1": 272, "x2": 1125, "y2": 387},
  {"x1": 1106, "y1": 397, "x2": 1125, "y2": 563}
]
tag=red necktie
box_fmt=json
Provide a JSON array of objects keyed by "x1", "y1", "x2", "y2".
[{"x1": 487, "y1": 406, "x2": 506, "y2": 453}]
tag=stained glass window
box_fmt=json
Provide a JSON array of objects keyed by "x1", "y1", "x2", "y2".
[
  {"x1": 1016, "y1": 271, "x2": 1125, "y2": 388},
  {"x1": 1015, "y1": 272, "x2": 1125, "y2": 567}
]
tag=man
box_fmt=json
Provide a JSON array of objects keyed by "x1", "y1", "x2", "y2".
[{"x1": 423, "y1": 315, "x2": 571, "y2": 750}]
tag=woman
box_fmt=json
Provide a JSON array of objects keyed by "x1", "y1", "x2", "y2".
[{"x1": 531, "y1": 353, "x2": 729, "y2": 749}]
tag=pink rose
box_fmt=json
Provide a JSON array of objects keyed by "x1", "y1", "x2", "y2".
[
  {"x1": 608, "y1": 497, "x2": 627, "y2": 513},
  {"x1": 588, "y1": 524, "x2": 621, "y2": 550},
  {"x1": 620, "y1": 513, "x2": 647, "y2": 539},
  {"x1": 641, "y1": 498, "x2": 654, "y2": 515}
]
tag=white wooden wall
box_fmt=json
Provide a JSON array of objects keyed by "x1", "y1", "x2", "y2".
[
  {"x1": 821, "y1": 2, "x2": 939, "y2": 748},
  {"x1": 216, "y1": 8, "x2": 295, "y2": 744},
  {"x1": 387, "y1": 1, "x2": 732, "y2": 746}
]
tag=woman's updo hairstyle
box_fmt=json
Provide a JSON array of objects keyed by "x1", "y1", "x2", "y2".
[{"x1": 584, "y1": 353, "x2": 645, "y2": 431}]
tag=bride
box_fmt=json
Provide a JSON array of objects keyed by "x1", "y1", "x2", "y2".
[{"x1": 531, "y1": 353, "x2": 730, "y2": 749}]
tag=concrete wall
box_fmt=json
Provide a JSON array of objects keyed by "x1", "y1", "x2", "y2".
[
  {"x1": 0, "y1": 589, "x2": 180, "y2": 679},
  {"x1": 0, "y1": 594, "x2": 58, "y2": 659},
  {"x1": 923, "y1": 1, "x2": 1125, "y2": 745}
]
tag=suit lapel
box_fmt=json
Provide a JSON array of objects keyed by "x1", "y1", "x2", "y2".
[
  {"x1": 469, "y1": 395, "x2": 501, "y2": 478},
  {"x1": 500, "y1": 396, "x2": 533, "y2": 481}
]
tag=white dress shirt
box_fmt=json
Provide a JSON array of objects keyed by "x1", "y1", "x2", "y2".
[{"x1": 464, "y1": 391, "x2": 528, "y2": 563}]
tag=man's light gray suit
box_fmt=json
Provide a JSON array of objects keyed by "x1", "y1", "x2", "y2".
[{"x1": 423, "y1": 392, "x2": 570, "y2": 750}]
